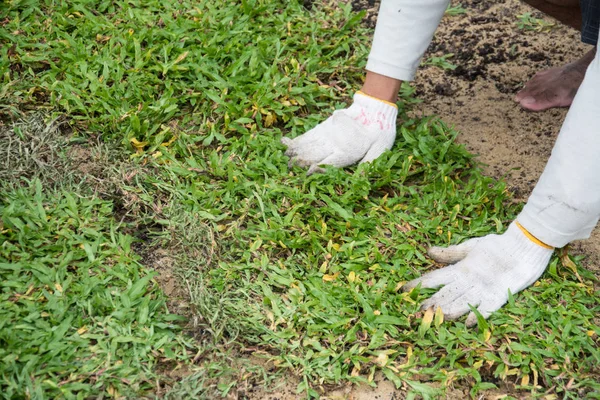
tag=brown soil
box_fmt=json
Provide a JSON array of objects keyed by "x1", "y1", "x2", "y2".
[{"x1": 249, "y1": 0, "x2": 599, "y2": 399}]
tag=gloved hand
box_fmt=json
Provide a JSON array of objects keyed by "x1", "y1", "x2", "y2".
[
  {"x1": 403, "y1": 222, "x2": 554, "y2": 327},
  {"x1": 281, "y1": 91, "x2": 398, "y2": 175}
]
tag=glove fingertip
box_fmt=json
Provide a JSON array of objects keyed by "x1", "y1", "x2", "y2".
[
  {"x1": 306, "y1": 164, "x2": 325, "y2": 176},
  {"x1": 420, "y1": 299, "x2": 436, "y2": 311},
  {"x1": 465, "y1": 312, "x2": 479, "y2": 328},
  {"x1": 285, "y1": 149, "x2": 295, "y2": 158},
  {"x1": 426, "y1": 246, "x2": 445, "y2": 259},
  {"x1": 401, "y1": 279, "x2": 421, "y2": 292},
  {"x1": 427, "y1": 245, "x2": 468, "y2": 264}
]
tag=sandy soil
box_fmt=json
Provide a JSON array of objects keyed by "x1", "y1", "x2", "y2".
[{"x1": 247, "y1": 0, "x2": 598, "y2": 399}]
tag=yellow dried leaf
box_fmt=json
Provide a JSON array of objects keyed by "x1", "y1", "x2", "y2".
[
  {"x1": 373, "y1": 310, "x2": 381, "y2": 316},
  {"x1": 375, "y1": 352, "x2": 389, "y2": 367},
  {"x1": 322, "y1": 272, "x2": 339, "y2": 282},
  {"x1": 396, "y1": 347, "x2": 413, "y2": 368},
  {"x1": 483, "y1": 329, "x2": 492, "y2": 343},
  {"x1": 434, "y1": 306, "x2": 444, "y2": 328},
  {"x1": 95, "y1": 34, "x2": 111, "y2": 43},
  {"x1": 532, "y1": 366, "x2": 539, "y2": 387},
  {"x1": 422, "y1": 307, "x2": 434, "y2": 328},
  {"x1": 561, "y1": 252, "x2": 578, "y2": 273},
  {"x1": 587, "y1": 330, "x2": 596, "y2": 337},
  {"x1": 521, "y1": 374, "x2": 530, "y2": 386},
  {"x1": 368, "y1": 368, "x2": 375, "y2": 382},
  {"x1": 77, "y1": 326, "x2": 88, "y2": 335},
  {"x1": 129, "y1": 138, "x2": 146, "y2": 146},
  {"x1": 130, "y1": 137, "x2": 148, "y2": 154},
  {"x1": 386, "y1": 364, "x2": 399, "y2": 373},
  {"x1": 264, "y1": 113, "x2": 276, "y2": 127},
  {"x1": 351, "y1": 366, "x2": 360, "y2": 377},
  {"x1": 54, "y1": 283, "x2": 63, "y2": 293},
  {"x1": 394, "y1": 281, "x2": 404, "y2": 292},
  {"x1": 266, "y1": 310, "x2": 274, "y2": 324},
  {"x1": 162, "y1": 135, "x2": 178, "y2": 147},
  {"x1": 107, "y1": 385, "x2": 119, "y2": 397},
  {"x1": 561, "y1": 250, "x2": 584, "y2": 283},
  {"x1": 173, "y1": 51, "x2": 189, "y2": 64},
  {"x1": 319, "y1": 261, "x2": 328, "y2": 273},
  {"x1": 348, "y1": 271, "x2": 356, "y2": 283}
]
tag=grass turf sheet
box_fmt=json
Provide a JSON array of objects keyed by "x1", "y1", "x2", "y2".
[{"x1": 1, "y1": 0, "x2": 599, "y2": 398}]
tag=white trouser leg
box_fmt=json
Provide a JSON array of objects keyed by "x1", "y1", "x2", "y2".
[
  {"x1": 366, "y1": 0, "x2": 450, "y2": 81},
  {"x1": 519, "y1": 39, "x2": 600, "y2": 248}
]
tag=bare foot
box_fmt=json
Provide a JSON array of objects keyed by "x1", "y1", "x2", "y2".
[{"x1": 515, "y1": 48, "x2": 596, "y2": 111}]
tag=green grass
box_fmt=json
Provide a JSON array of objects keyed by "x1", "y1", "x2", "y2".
[
  {"x1": 424, "y1": 54, "x2": 457, "y2": 71},
  {"x1": 0, "y1": 181, "x2": 192, "y2": 398},
  {"x1": 1, "y1": 1, "x2": 599, "y2": 399},
  {"x1": 446, "y1": 4, "x2": 467, "y2": 16},
  {"x1": 516, "y1": 12, "x2": 557, "y2": 32}
]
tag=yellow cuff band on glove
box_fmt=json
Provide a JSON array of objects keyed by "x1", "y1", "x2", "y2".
[
  {"x1": 356, "y1": 91, "x2": 398, "y2": 109},
  {"x1": 515, "y1": 221, "x2": 554, "y2": 250}
]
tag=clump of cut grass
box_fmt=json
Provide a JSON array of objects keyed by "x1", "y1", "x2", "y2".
[
  {"x1": 0, "y1": 113, "x2": 68, "y2": 184},
  {"x1": 516, "y1": 12, "x2": 557, "y2": 32},
  {"x1": 446, "y1": 4, "x2": 467, "y2": 16},
  {"x1": 425, "y1": 54, "x2": 457, "y2": 70}
]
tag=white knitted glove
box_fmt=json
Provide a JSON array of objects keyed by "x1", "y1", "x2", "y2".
[
  {"x1": 281, "y1": 92, "x2": 398, "y2": 175},
  {"x1": 403, "y1": 222, "x2": 554, "y2": 327}
]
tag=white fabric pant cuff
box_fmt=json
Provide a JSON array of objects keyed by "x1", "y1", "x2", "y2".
[
  {"x1": 517, "y1": 211, "x2": 598, "y2": 249},
  {"x1": 366, "y1": 59, "x2": 415, "y2": 81}
]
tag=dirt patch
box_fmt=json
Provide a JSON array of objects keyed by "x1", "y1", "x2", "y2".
[{"x1": 143, "y1": 248, "x2": 192, "y2": 316}]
